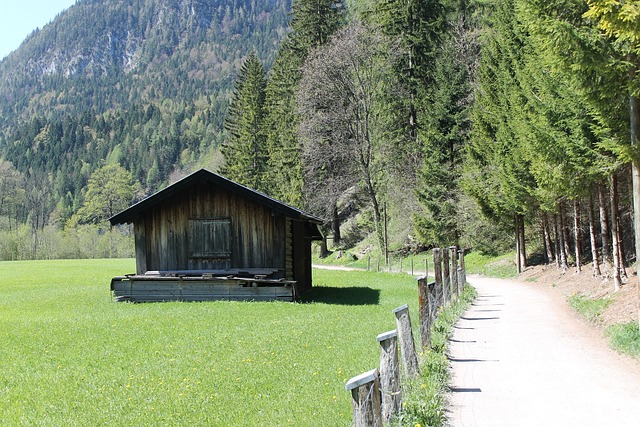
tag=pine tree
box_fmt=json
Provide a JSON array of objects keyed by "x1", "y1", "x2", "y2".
[
  {"x1": 367, "y1": 0, "x2": 446, "y2": 140},
  {"x1": 463, "y1": 0, "x2": 537, "y2": 271},
  {"x1": 263, "y1": 41, "x2": 305, "y2": 206},
  {"x1": 584, "y1": 0, "x2": 640, "y2": 289},
  {"x1": 290, "y1": 0, "x2": 346, "y2": 51},
  {"x1": 262, "y1": 0, "x2": 346, "y2": 207},
  {"x1": 221, "y1": 51, "x2": 268, "y2": 191},
  {"x1": 414, "y1": 0, "x2": 479, "y2": 247}
]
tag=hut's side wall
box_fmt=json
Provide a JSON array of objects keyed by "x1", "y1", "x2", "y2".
[
  {"x1": 139, "y1": 181, "x2": 287, "y2": 273},
  {"x1": 291, "y1": 220, "x2": 313, "y2": 292}
]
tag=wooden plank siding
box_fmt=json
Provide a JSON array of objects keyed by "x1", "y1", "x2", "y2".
[
  {"x1": 111, "y1": 277, "x2": 295, "y2": 302},
  {"x1": 109, "y1": 169, "x2": 323, "y2": 301},
  {"x1": 138, "y1": 181, "x2": 287, "y2": 275}
]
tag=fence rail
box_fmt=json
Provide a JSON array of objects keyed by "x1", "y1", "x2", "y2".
[{"x1": 345, "y1": 246, "x2": 467, "y2": 426}]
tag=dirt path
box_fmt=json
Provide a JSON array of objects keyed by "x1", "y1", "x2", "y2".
[
  {"x1": 448, "y1": 275, "x2": 640, "y2": 427},
  {"x1": 312, "y1": 264, "x2": 366, "y2": 271}
]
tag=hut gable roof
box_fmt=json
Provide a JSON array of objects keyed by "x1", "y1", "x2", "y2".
[{"x1": 109, "y1": 169, "x2": 322, "y2": 226}]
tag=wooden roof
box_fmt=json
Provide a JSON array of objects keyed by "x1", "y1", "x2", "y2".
[{"x1": 109, "y1": 168, "x2": 323, "y2": 227}]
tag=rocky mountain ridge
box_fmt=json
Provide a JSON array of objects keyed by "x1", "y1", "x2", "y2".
[{"x1": 0, "y1": 0, "x2": 290, "y2": 131}]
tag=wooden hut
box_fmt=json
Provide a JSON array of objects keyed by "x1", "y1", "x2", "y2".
[{"x1": 109, "y1": 169, "x2": 323, "y2": 302}]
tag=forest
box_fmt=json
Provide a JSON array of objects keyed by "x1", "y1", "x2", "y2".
[{"x1": 1, "y1": 0, "x2": 639, "y2": 286}]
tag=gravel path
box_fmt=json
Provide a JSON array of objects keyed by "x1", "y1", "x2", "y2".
[{"x1": 448, "y1": 275, "x2": 640, "y2": 427}]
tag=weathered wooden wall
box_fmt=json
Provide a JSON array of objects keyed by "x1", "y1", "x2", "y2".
[{"x1": 135, "y1": 181, "x2": 287, "y2": 274}]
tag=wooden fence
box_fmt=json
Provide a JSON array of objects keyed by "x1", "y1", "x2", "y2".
[
  {"x1": 367, "y1": 255, "x2": 430, "y2": 276},
  {"x1": 345, "y1": 246, "x2": 467, "y2": 426}
]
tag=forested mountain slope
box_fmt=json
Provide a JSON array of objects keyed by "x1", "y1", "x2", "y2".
[
  {"x1": 0, "y1": 0, "x2": 289, "y2": 128},
  {"x1": 0, "y1": 0, "x2": 289, "y2": 195}
]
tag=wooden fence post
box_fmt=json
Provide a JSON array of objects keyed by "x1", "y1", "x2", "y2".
[
  {"x1": 417, "y1": 277, "x2": 431, "y2": 348},
  {"x1": 428, "y1": 280, "x2": 439, "y2": 324},
  {"x1": 450, "y1": 246, "x2": 459, "y2": 298},
  {"x1": 345, "y1": 369, "x2": 382, "y2": 427},
  {"x1": 377, "y1": 330, "x2": 401, "y2": 423},
  {"x1": 433, "y1": 248, "x2": 445, "y2": 306},
  {"x1": 392, "y1": 304, "x2": 420, "y2": 378},
  {"x1": 458, "y1": 249, "x2": 466, "y2": 288},
  {"x1": 443, "y1": 248, "x2": 451, "y2": 303}
]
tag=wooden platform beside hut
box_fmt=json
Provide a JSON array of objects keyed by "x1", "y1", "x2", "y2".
[
  {"x1": 108, "y1": 169, "x2": 323, "y2": 302},
  {"x1": 111, "y1": 272, "x2": 297, "y2": 302}
]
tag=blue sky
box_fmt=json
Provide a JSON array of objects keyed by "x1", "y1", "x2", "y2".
[{"x1": 0, "y1": 0, "x2": 77, "y2": 59}]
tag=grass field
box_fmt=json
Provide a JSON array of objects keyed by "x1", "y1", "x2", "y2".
[{"x1": 0, "y1": 259, "x2": 422, "y2": 426}]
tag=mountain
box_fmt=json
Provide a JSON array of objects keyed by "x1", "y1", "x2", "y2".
[
  {"x1": 0, "y1": 0, "x2": 289, "y2": 129},
  {"x1": 0, "y1": 0, "x2": 290, "y2": 220}
]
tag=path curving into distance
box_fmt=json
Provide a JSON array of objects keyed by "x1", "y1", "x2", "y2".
[{"x1": 448, "y1": 275, "x2": 640, "y2": 427}]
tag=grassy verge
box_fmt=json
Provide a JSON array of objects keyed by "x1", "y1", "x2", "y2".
[
  {"x1": 567, "y1": 293, "x2": 612, "y2": 323},
  {"x1": 606, "y1": 322, "x2": 640, "y2": 358},
  {"x1": 312, "y1": 248, "x2": 431, "y2": 276},
  {"x1": 400, "y1": 285, "x2": 477, "y2": 426},
  {"x1": 312, "y1": 244, "x2": 519, "y2": 281},
  {"x1": 464, "y1": 251, "x2": 518, "y2": 279},
  {"x1": 0, "y1": 259, "x2": 422, "y2": 425},
  {"x1": 566, "y1": 293, "x2": 640, "y2": 359}
]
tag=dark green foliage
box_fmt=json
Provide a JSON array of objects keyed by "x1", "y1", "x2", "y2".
[
  {"x1": 463, "y1": 0, "x2": 537, "y2": 225},
  {"x1": 414, "y1": 0, "x2": 478, "y2": 247},
  {"x1": 262, "y1": 0, "x2": 346, "y2": 207},
  {"x1": 263, "y1": 41, "x2": 306, "y2": 206},
  {"x1": 220, "y1": 51, "x2": 268, "y2": 190},
  {"x1": 1, "y1": 103, "x2": 205, "y2": 220},
  {"x1": 365, "y1": 0, "x2": 447, "y2": 140},
  {"x1": 290, "y1": 0, "x2": 347, "y2": 50}
]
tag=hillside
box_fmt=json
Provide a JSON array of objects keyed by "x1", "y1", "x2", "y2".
[
  {"x1": 0, "y1": 0, "x2": 290, "y2": 227},
  {"x1": 0, "y1": 0, "x2": 290, "y2": 130}
]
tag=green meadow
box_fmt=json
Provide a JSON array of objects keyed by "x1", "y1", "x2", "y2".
[{"x1": 0, "y1": 259, "x2": 421, "y2": 426}]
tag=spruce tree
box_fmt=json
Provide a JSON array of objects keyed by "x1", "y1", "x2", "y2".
[
  {"x1": 367, "y1": 0, "x2": 446, "y2": 140},
  {"x1": 414, "y1": 0, "x2": 479, "y2": 247},
  {"x1": 262, "y1": 0, "x2": 345, "y2": 207},
  {"x1": 263, "y1": 41, "x2": 305, "y2": 206},
  {"x1": 221, "y1": 51, "x2": 268, "y2": 191},
  {"x1": 463, "y1": 0, "x2": 537, "y2": 270}
]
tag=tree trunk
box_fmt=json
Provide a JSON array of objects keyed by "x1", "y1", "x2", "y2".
[
  {"x1": 598, "y1": 184, "x2": 612, "y2": 276},
  {"x1": 573, "y1": 200, "x2": 582, "y2": 273},
  {"x1": 514, "y1": 214, "x2": 526, "y2": 273},
  {"x1": 553, "y1": 214, "x2": 561, "y2": 270},
  {"x1": 630, "y1": 91, "x2": 640, "y2": 331},
  {"x1": 361, "y1": 161, "x2": 384, "y2": 255},
  {"x1": 320, "y1": 235, "x2": 329, "y2": 258},
  {"x1": 610, "y1": 173, "x2": 622, "y2": 291},
  {"x1": 518, "y1": 214, "x2": 527, "y2": 270},
  {"x1": 588, "y1": 193, "x2": 602, "y2": 277},
  {"x1": 515, "y1": 214, "x2": 521, "y2": 274},
  {"x1": 542, "y1": 212, "x2": 554, "y2": 264},
  {"x1": 559, "y1": 202, "x2": 571, "y2": 264},
  {"x1": 332, "y1": 204, "x2": 341, "y2": 245},
  {"x1": 616, "y1": 171, "x2": 628, "y2": 279},
  {"x1": 556, "y1": 207, "x2": 568, "y2": 273}
]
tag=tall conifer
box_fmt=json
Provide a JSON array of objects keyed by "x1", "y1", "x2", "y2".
[
  {"x1": 414, "y1": 0, "x2": 479, "y2": 247},
  {"x1": 221, "y1": 51, "x2": 267, "y2": 191},
  {"x1": 263, "y1": 0, "x2": 346, "y2": 206}
]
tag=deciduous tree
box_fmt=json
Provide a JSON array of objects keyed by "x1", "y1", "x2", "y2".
[
  {"x1": 298, "y1": 22, "x2": 401, "y2": 251},
  {"x1": 75, "y1": 164, "x2": 138, "y2": 225}
]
